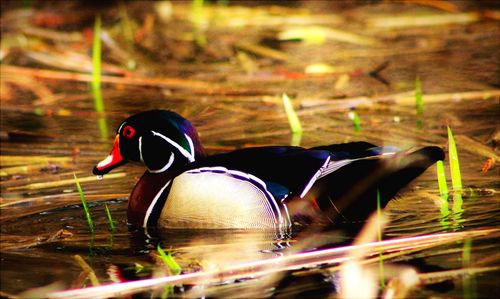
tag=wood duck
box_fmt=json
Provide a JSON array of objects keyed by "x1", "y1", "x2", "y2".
[{"x1": 93, "y1": 110, "x2": 444, "y2": 231}]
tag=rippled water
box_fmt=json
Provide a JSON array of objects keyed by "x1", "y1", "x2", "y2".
[
  {"x1": 1, "y1": 1, "x2": 499, "y2": 298},
  {"x1": 2, "y1": 97, "x2": 498, "y2": 297}
]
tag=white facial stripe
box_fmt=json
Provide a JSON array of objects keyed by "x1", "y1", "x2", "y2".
[
  {"x1": 143, "y1": 180, "x2": 172, "y2": 227},
  {"x1": 138, "y1": 136, "x2": 144, "y2": 163},
  {"x1": 148, "y1": 152, "x2": 175, "y2": 173},
  {"x1": 151, "y1": 130, "x2": 195, "y2": 162}
]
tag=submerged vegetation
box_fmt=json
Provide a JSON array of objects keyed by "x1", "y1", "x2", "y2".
[{"x1": 0, "y1": 0, "x2": 499, "y2": 298}]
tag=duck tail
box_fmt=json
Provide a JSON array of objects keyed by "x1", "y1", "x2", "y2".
[{"x1": 293, "y1": 146, "x2": 444, "y2": 225}]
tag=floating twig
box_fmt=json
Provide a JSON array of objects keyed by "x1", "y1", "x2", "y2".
[
  {"x1": 403, "y1": 0, "x2": 458, "y2": 13},
  {"x1": 1, "y1": 65, "x2": 213, "y2": 90},
  {"x1": 74, "y1": 255, "x2": 100, "y2": 286},
  {"x1": 0, "y1": 155, "x2": 72, "y2": 167},
  {"x1": 367, "y1": 12, "x2": 480, "y2": 28},
  {"x1": 7, "y1": 172, "x2": 126, "y2": 191},
  {"x1": 236, "y1": 42, "x2": 289, "y2": 61},
  {"x1": 454, "y1": 135, "x2": 499, "y2": 161},
  {"x1": 279, "y1": 26, "x2": 379, "y2": 46}
]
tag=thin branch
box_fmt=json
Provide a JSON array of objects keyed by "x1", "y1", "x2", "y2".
[{"x1": 1, "y1": 65, "x2": 215, "y2": 91}]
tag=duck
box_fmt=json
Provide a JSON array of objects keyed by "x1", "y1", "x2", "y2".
[{"x1": 93, "y1": 110, "x2": 444, "y2": 231}]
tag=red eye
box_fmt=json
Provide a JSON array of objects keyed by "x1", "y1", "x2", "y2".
[{"x1": 122, "y1": 125, "x2": 135, "y2": 139}]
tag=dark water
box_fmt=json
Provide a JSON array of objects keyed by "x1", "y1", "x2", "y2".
[{"x1": 1, "y1": 1, "x2": 499, "y2": 298}]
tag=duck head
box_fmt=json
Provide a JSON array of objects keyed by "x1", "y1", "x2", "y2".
[{"x1": 93, "y1": 110, "x2": 205, "y2": 175}]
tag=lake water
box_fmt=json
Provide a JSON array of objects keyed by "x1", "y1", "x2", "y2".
[{"x1": 1, "y1": 1, "x2": 499, "y2": 298}]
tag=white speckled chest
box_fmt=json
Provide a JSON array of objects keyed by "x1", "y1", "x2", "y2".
[{"x1": 147, "y1": 168, "x2": 290, "y2": 230}]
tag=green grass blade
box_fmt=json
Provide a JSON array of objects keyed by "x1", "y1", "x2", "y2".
[
  {"x1": 157, "y1": 245, "x2": 182, "y2": 275},
  {"x1": 192, "y1": 0, "x2": 206, "y2": 46},
  {"x1": 282, "y1": 93, "x2": 303, "y2": 134},
  {"x1": 92, "y1": 15, "x2": 102, "y2": 95},
  {"x1": 290, "y1": 131, "x2": 302, "y2": 146},
  {"x1": 349, "y1": 110, "x2": 361, "y2": 133},
  {"x1": 439, "y1": 199, "x2": 450, "y2": 229},
  {"x1": 192, "y1": 0, "x2": 204, "y2": 22},
  {"x1": 452, "y1": 191, "x2": 463, "y2": 215},
  {"x1": 436, "y1": 160, "x2": 449, "y2": 196},
  {"x1": 105, "y1": 204, "x2": 115, "y2": 232},
  {"x1": 91, "y1": 15, "x2": 108, "y2": 140},
  {"x1": 436, "y1": 161, "x2": 450, "y2": 229},
  {"x1": 447, "y1": 126, "x2": 462, "y2": 191},
  {"x1": 376, "y1": 190, "x2": 385, "y2": 289},
  {"x1": 74, "y1": 173, "x2": 94, "y2": 234}
]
